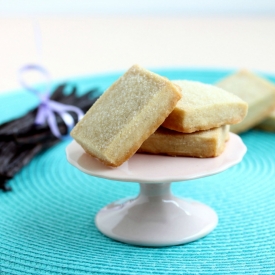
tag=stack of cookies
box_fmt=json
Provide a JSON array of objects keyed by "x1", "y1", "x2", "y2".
[
  {"x1": 71, "y1": 65, "x2": 247, "y2": 167},
  {"x1": 139, "y1": 80, "x2": 247, "y2": 158}
]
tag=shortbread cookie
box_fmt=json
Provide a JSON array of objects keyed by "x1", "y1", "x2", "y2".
[
  {"x1": 71, "y1": 65, "x2": 182, "y2": 167},
  {"x1": 138, "y1": 125, "x2": 230, "y2": 158},
  {"x1": 162, "y1": 80, "x2": 247, "y2": 133},
  {"x1": 256, "y1": 109, "x2": 275, "y2": 132},
  {"x1": 216, "y1": 70, "x2": 275, "y2": 133}
]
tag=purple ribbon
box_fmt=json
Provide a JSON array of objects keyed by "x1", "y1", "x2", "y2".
[{"x1": 18, "y1": 64, "x2": 83, "y2": 139}]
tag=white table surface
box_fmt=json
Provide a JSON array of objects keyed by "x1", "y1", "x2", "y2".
[{"x1": 0, "y1": 15, "x2": 274, "y2": 94}]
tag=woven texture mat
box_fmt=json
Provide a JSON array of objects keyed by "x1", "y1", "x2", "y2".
[{"x1": 1, "y1": 69, "x2": 274, "y2": 274}]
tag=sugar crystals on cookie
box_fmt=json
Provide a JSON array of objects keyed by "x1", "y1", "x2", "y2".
[{"x1": 71, "y1": 65, "x2": 182, "y2": 167}]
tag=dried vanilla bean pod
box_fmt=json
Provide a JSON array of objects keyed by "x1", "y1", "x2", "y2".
[
  {"x1": 0, "y1": 141, "x2": 18, "y2": 174},
  {"x1": 0, "y1": 84, "x2": 100, "y2": 191},
  {"x1": 0, "y1": 111, "x2": 36, "y2": 136},
  {"x1": 0, "y1": 86, "x2": 99, "y2": 138},
  {"x1": 4, "y1": 144, "x2": 44, "y2": 178}
]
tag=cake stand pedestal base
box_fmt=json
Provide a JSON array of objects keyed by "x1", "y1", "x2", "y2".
[
  {"x1": 67, "y1": 134, "x2": 246, "y2": 247},
  {"x1": 95, "y1": 182, "x2": 218, "y2": 247}
]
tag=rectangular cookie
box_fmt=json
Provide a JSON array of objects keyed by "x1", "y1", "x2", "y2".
[
  {"x1": 216, "y1": 70, "x2": 275, "y2": 134},
  {"x1": 256, "y1": 109, "x2": 275, "y2": 132},
  {"x1": 162, "y1": 80, "x2": 247, "y2": 133},
  {"x1": 70, "y1": 65, "x2": 182, "y2": 167},
  {"x1": 138, "y1": 125, "x2": 230, "y2": 158}
]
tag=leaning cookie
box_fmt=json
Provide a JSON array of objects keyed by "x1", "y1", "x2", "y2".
[
  {"x1": 71, "y1": 64, "x2": 182, "y2": 167},
  {"x1": 138, "y1": 125, "x2": 230, "y2": 158},
  {"x1": 162, "y1": 80, "x2": 247, "y2": 133}
]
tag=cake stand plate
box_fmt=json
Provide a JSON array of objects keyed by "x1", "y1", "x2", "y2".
[{"x1": 66, "y1": 133, "x2": 247, "y2": 247}]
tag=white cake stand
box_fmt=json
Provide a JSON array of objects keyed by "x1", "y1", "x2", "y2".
[{"x1": 66, "y1": 133, "x2": 246, "y2": 247}]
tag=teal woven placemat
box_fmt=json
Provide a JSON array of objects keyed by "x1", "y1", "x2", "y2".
[{"x1": 1, "y1": 69, "x2": 275, "y2": 274}]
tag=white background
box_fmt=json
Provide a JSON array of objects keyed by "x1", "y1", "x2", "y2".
[
  {"x1": 0, "y1": 1, "x2": 274, "y2": 93},
  {"x1": 1, "y1": 0, "x2": 275, "y2": 16}
]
